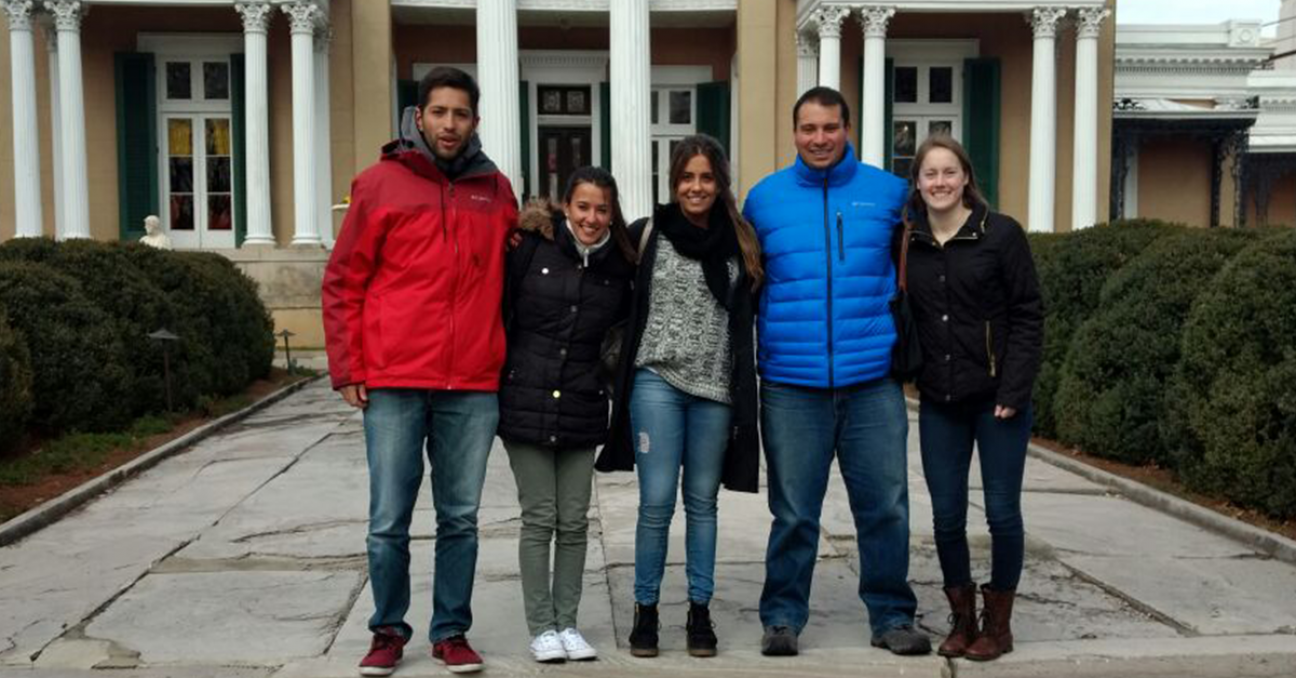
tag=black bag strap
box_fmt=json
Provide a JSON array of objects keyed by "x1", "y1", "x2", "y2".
[{"x1": 897, "y1": 221, "x2": 913, "y2": 293}]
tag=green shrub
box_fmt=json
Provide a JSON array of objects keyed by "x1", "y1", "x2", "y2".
[
  {"x1": 1167, "y1": 229, "x2": 1296, "y2": 517},
  {"x1": 0, "y1": 261, "x2": 133, "y2": 433},
  {"x1": 0, "y1": 310, "x2": 34, "y2": 453},
  {"x1": 1031, "y1": 220, "x2": 1182, "y2": 437},
  {"x1": 1053, "y1": 229, "x2": 1258, "y2": 465}
]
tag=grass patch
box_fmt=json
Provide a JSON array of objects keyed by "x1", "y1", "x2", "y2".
[{"x1": 0, "y1": 430, "x2": 145, "y2": 486}]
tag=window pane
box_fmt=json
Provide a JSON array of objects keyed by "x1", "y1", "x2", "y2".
[
  {"x1": 208, "y1": 195, "x2": 233, "y2": 231},
  {"x1": 669, "y1": 139, "x2": 682, "y2": 166},
  {"x1": 652, "y1": 140, "x2": 660, "y2": 205},
  {"x1": 929, "y1": 120, "x2": 952, "y2": 138},
  {"x1": 207, "y1": 157, "x2": 232, "y2": 193},
  {"x1": 169, "y1": 158, "x2": 193, "y2": 193},
  {"x1": 651, "y1": 91, "x2": 659, "y2": 125},
  {"x1": 170, "y1": 195, "x2": 194, "y2": 230},
  {"x1": 893, "y1": 121, "x2": 916, "y2": 157},
  {"x1": 894, "y1": 67, "x2": 917, "y2": 104},
  {"x1": 669, "y1": 90, "x2": 691, "y2": 124},
  {"x1": 168, "y1": 119, "x2": 193, "y2": 155},
  {"x1": 166, "y1": 62, "x2": 191, "y2": 100},
  {"x1": 204, "y1": 62, "x2": 230, "y2": 100},
  {"x1": 571, "y1": 135, "x2": 583, "y2": 168},
  {"x1": 566, "y1": 89, "x2": 587, "y2": 115},
  {"x1": 206, "y1": 119, "x2": 231, "y2": 156},
  {"x1": 541, "y1": 89, "x2": 562, "y2": 114},
  {"x1": 892, "y1": 158, "x2": 913, "y2": 179},
  {"x1": 929, "y1": 67, "x2": 953, "y2": 104}
]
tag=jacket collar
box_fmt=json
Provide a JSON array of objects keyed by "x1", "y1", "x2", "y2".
[
  {"x1": 793, "y1": 143, "x2": 860, "y2": 188},
  {"x1": 911, "y1": 202, "x2": 989, "y2": 246},
  {"x1": 380, "y1": 106, "x2": 498, "y2": 184}
]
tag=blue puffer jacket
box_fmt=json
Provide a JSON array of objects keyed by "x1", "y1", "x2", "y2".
[{"x1": 742, "y1": 145, "x2": 908, "y2": 389}]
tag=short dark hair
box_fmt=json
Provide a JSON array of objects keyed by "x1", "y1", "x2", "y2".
[
  {"x1": 418, "y1": 67, "x2": 480, "y2": 115},
  {"x1": 793, "y1": 86, "x2": 851, "y2": 128}
]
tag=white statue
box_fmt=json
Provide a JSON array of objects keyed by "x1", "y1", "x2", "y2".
[{"x1": 139, "y1": 215, "x2": 172, "y2": 250}]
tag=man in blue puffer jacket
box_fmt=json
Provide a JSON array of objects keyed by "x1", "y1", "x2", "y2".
[{"x1": 743, "y1": 87, "x2": 929, "y2": 657}]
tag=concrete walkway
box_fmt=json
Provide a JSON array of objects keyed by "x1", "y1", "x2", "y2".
[{"x1": 2, "y1": 377, "x2": 1295, "y2": 678}]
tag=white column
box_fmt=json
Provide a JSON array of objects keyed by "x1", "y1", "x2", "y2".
[
  {"x1": 283, "y1": 1, "x2": 320, "y2": 246},
  {"x1": 814, "y1": 6, "x2": 849, "y2": 90},
  {"x1": 44, "y1": 0, "x2": 88, "y2": 239},
  {"x1": 1070, "y1": 7, "x2": 1108, "y2": 231},
  {"x1": 314, "y1": 28, "x2": 334, "y2": 247},
  {"x1": 1027, "y1": 7, "x2": 1065, "y2": 233},
  {"x1": 3, "y1": 1, "x2": 42, "y2": 238},
  {"x1": 476, "y1": 0, "x2": 521, "y2": 200},
  {"x1": 796, "y1": 31, "x2": 818, "y2": 98},
  {"x1": 610, "y1": 0, "x2": 652, "y2": 220},
  {"x1": 859, "y1": 6, "x2": 894, "y2": 168},
  {"x1": 42, "y1": 19, "x2": 63, "y2": 239},
  {"x1": 235, "y1": 1, "x2": 275, "y2": 246}
]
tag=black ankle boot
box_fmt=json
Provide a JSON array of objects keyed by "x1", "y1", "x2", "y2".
[
  {"x1": 630, "y1": 603, "x2": 659, "y2": 657},
  {"x1": 686, "y1": 601, "x2": 717, "y2": 657}
]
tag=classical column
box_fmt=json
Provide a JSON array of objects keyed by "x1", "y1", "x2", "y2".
[
  {"x1": 3, "y1": 1, "x2": 42, "y2": 238},
  {"x1": 42, "y1": 18, "x2": 63, "y2": 239},
  {"x1": 1071, "y1": 7, "x2": 1108, "y2": 230},
  {"x1": 859, "y1": 6, "x2": 894, "y2": 168},
  {"x1": 475, "y1": 0, "x2": 521, "y2": 199},
  {"x1": 235, "y1": 1, "x2": 275, "y2": 245},
  {"x1": 610, "y1": 0, "x2": 652, "y2": 220},
  {"x1": 283, "y1": 1, "x2": 320, "y2": 246},
  {"x1": 796, "y1": 31, "x2": 818, "y2": 97},
  {"x1": 1027, "y1": 7, "x2": 1065, "y2": 233},
  {"x1": 314, "y1": 28, "x2": 334, "y2": 246},
  {"x1": 44, "y1": 0, "x2": 88, "y2": 239},
  {"x1": 814, "y1": 6, "x2": 849, "y2": 90}
]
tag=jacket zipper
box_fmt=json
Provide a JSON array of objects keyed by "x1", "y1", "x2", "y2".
[
  {"x1": 836, "y1": 211, "x2": 845, "y2": 261},
  {"x1": 985, "y1": 321, "x2": 996, "y2": 378},
  {"x1": 446, "y1": 183, "x2": 459, "y2": 389},
  {"x1": 823, "y1": 179, "x2": 835, "y2": 389}
]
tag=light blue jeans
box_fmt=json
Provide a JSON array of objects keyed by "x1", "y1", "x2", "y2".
[
  {"x1": 363, "y1": 388, "x2": 498, "y2": 642},
  {"x1": 630, "y1": 369, "x2": 732, "y2": 605}
]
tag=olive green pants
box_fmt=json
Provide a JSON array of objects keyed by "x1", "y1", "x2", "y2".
[{"x1": 503, "y1": 440, "x2": 595, "y2": 636}]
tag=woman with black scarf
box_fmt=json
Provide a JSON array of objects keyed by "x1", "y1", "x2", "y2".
[{"x1": 596, "y1": 135, "x2": 763, "y2": 658}]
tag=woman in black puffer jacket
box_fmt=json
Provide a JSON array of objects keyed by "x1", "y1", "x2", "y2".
[{"x1": 498, "y1": 167, "x2": 636, "y2": 663}]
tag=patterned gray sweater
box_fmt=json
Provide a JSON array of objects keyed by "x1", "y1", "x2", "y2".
[{"x1": 634, "y1": 236, "x2": 738, "y2": 404}]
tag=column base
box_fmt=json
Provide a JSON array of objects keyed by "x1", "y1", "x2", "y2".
[
  {"x1": 289, "y1": 236, "x2": 324, "y2": 248},
  {"x1": 241, "y1": 236, "x2": 277, "y2": 247}
]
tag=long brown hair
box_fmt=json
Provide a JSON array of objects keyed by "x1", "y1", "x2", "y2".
[
  {"x1": 563, "y1": 166, "x2": 637, "y2": 263},
  {"x1": 901, "y1": 135, "x2": 988, "y2": 229},
  {"x1": 667, "y1": 135, "x2": 764, "y2": 290}
]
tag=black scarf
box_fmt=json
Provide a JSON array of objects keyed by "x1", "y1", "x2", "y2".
[{"x1": 656, "y1": 202, "x2": 741, "y2": 308}]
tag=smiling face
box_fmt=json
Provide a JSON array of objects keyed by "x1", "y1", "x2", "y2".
[
  {"x1": 564, "y1": 181, "x2": 613, "y2": 246},
  {"x1": 417, "y1": 86, "x2": 478, "y2": 161},
  {"x1": 917, "y1": 147, "x2": 970, "y2": 214},
  {"x1": 675, "y1": 154, "x2": 719, "y2": 226},
  {"x1": 794, "y1": 101, "x2": 850, "y2": 170}
]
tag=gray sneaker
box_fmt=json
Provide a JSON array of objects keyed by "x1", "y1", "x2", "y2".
[
  {"x1": 760, "y1": 626, "x2": 798, "y2": 656},
  {"x1": 870, "y1": 624, "x2": 932, "y2": 656}
]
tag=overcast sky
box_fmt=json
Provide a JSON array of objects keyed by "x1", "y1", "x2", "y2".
[{"x1": 1117, "y1": 0, "x2": 1284, "y2": 29}]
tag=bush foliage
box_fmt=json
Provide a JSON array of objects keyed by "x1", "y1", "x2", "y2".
[{"x1": 0, "y1": 311, "x2": 34, "y2": 452}]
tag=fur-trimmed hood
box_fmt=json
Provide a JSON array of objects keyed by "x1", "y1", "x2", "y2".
[{"x1": 518, "y1": 198, "x2": 561, "y2": 240}]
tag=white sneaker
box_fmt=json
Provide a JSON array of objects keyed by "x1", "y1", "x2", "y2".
[
  {"x1": 558, "y1": 627, "x2": 598, "y2": 660},
  {"x1": 529, "y1": 630, "x2": 567, "y2": 663}
]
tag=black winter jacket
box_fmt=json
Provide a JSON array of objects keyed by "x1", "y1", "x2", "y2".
[
  {"x1": 904, "y1": 204, "x2": 1043, "y2": 410},
  {"x1": 497, "y1": 203, "x2": 635, "y2": 449},
  {"x1": 597, "y1": 204, "x2": 761, "y2": 493}
]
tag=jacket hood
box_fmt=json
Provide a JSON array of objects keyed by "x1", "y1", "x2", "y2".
[
  {"x1": 793, "y1": 142, "x2": 861, "y2": 188},
  {"x1": 384, "y1": 106, "x2": 498, "y2": 180},
  {"x1": 518, "y1": 198, "x2": 559, "y2": 240}
]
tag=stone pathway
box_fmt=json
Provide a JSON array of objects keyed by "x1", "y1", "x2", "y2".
[{"x1": 2, "y1": 377, "x2": 1295, "y2": 677}]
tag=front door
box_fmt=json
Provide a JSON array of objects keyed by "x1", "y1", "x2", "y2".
[
  {"x1": 539, "y1": 126, "x2": 591, "y2": 203},
  {"x1": 162, "y1": 114, "x2": 235, "y2": 249}
]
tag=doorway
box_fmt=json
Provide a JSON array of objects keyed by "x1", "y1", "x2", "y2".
[{"x1": 538, "y1": 126, "x2": 592, "y2": 203}]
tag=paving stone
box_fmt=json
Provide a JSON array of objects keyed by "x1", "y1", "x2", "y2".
[{"x1": 1022, "y1": 493, "x2": 1257, "y2": 558}]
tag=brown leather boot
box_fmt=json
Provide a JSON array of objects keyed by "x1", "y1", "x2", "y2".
[
  {"x1": 938, "y1": 584, "x2": 978, "y2": 657},
  {"x1": 965, "y1": 585, "x2": 1015, "y2": 661}
]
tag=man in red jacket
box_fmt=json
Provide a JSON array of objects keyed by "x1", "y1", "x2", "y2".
[{"x1": 322, "y1": 67, "x2": 517, "y2": 676}]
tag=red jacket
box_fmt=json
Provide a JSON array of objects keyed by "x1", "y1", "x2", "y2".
[{"x1": 323, "y1": 134, "x2": 517, "y2": 392}]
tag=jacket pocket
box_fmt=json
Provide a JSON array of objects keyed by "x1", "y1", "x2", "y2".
[{"x1": 985, "y1": 321, "x2": 996, "y2": 378}]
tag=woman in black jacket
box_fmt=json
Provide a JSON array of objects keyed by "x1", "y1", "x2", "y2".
[
  {"x1": 498, "y1": 167, "x2": 636, "y2": 663},
  {"x1": 901, "y1": 136, "x2": 1042, "y2": 662}
]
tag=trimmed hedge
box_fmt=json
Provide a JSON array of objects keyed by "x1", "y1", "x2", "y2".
[
  {"x1": 1053, "y1": 229, "x2": 1258, "y2": 465},
  {"x1": 0, "y1": 311, "x2": 33, "y2": 452},
  {"x1": 1166, "y1": 229, "x2": 1296, "y2": 517}
]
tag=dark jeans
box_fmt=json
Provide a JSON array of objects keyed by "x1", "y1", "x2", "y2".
[
  {"x1": 919, "y1": 396, "x2": 1032, "y2": 591},
  {"x1": 758, "y1": 377, "x2": 917, "y2": 636}
]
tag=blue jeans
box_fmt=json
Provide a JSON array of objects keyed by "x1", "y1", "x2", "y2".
[
  {"x1": 363, "y1": 388, "x2": 498, "y2": 642},
  {"x1": 759, "y1": 377, "x2": 916, "y2": 636},
  {"x1": 630, "y1": 369, "x2": 731, "y2": 605},
  {"x1": 919, "y1": 397, "x2": 1032, "y2": 591}
]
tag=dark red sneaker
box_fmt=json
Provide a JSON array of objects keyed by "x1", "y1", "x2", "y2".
[
  {"x1": 432, "y1": 635, "x2": 484, "y2": 674},
  {"x1": 359, "y1": 628, "x2": 406, "y2": 676}
]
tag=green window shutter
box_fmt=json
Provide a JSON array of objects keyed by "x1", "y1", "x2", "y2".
[
  {"x1": 600, "y1": 82, "x2": 611, "y2": 169},
  {"x1": 519, "y1": 80, "x2": 530, "y2": 200},
  {"x1": 114, "y1": 52, "x2": 157, "y2": 242},
  {"x1": 884, "y1": 58, "x2": 894, "y2": 174},
  {"x1": 397, "y1": 79, "x2": 418, "y2": 116},
  {"x1": 963, "y1": 57, "x2": 1001, "y2": 208},
  {"x1": 696, "y1": 81, "x2": 731, "y2": 156},
  {"x1": 230, "y1": 53, "x2": 247, "y2": 247}
]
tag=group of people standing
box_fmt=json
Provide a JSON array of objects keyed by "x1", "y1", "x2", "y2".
[{"x1": 322, "y1": 67, "x2": 1042, "y2": 676}]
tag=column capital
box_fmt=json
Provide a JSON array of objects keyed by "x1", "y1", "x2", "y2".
[
  {"x1": 796, "y1": 30, "x2": 819, "y2": 58},
  {"x1": 858, "y1": 6, "x2": 896, "y2": 39},
  {"x1": 314, "y1": 26, "x2": 333, "y2": 53},
  {"x1": 2, "y1": 0, "x2": 35, "y2": 31},
  {"x1": 282, "y1": 0, "x2": 321, "y2": 35},
  {"x1": 1075, "y1": 7, "x2": 1110, "y2": 40},
  {"x1": 42, "y1": 0, "x2": 82, "y2": 31},
  {"x1": 813, "y1": 5, "x2": 850, "y2": 40},
  {"x1": 235, "y1": 1, "x2": 274, "y2": 35},
  {"x1": 1029, "y1": 7, "x2": 1066, "y2": 39}
]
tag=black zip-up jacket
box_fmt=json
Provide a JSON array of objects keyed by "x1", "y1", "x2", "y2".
[
  {"x1": 497, "y1": 203, "x2": 635, "y2": 449},
  {"x1": 904, "y1": 204, "x2": 1043, "y2": 410},
  {"x1": 597, "y1": 205, "x2": 761, "y2": 493}
]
